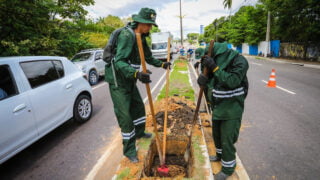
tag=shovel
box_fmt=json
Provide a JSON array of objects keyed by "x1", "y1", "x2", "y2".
[
  {"x1": 136, "y1": 33, "x2": 169, "y2": 176},
  {"x1": 192, "y1": 40, "x2": 214, "y2": 124},
  {"x1": 157, "y1": 37, "x2": 172, "y2": 176}
]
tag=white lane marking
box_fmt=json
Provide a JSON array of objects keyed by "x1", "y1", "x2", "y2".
[
  {"x1": 143, "y1": 71, "x2": 167, "y2": 103},
  {"x1": 262, "y1": 80, "x2": 296, "y2": 95},
  {"x1": 92, "y1": 82, "x2": 107, "y2": 90},
  {"x1": 250, "y1": 62, "x2": 262, "y2": 66}
]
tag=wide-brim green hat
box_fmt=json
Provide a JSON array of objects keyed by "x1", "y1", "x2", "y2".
[{"x1": 132, "y1": 8, "x2": 158, "y2": 27}]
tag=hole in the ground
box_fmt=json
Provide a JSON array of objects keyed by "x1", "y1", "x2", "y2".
[{"x1": 143, "y1": 135, "x2": 193, "y2": 178}]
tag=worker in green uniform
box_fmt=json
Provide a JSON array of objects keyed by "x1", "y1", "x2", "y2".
[
  {"x1": 193, "y1": 47, "x2": 205, "y2": 71},
  {"x1": 197, "y1": 42, "x2": 249, "y2": 179},
  {"x1": 104, "y1": 8, "x2": 171, "y2": 163}
]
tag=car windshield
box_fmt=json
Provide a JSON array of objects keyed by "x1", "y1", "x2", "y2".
[
  {"x1": 71, "y1": 53, "x2": 93, "y2": 62},
  {"x1": 152, "y1": 43, "x2": 167, "y2": 50}
]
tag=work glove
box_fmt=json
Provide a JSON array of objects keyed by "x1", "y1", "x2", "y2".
[
  {"x1": 162, "y1": 62, "x2": 172, "y2": 69},
  {"x1": 202, "y1": 55, "x2": 219, "y2": 73},
  {"x1": 197, "y1": 73, "x2": 208, "y2": 87},
  {"x1": 136, "y1": 71, "x2": 151, "y2": 83},
  {"x1": 194, "y1": 61, "x2": 200, "y2": 69}
]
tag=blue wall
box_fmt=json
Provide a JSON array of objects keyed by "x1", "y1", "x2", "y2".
[
  {"x1": 249, "y1": 45, "x2": 258, "y2": 55},
  {"x1": 270, "y1": 40, "x2": 280, "y2": 57},
  {"x1": 227, "y1": 43, "x2": 232, "y2": 49},
  {"x1": 236, "y1": 45, "x2": 242, "y2": 53}
]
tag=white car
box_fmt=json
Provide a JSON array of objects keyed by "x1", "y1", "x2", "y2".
[
  {"x1": 0, "y1": 56, "x2": 93, "y2": 164},
  {"x1": 71, "y1": 49, "x2": 106, "y2": 85}
]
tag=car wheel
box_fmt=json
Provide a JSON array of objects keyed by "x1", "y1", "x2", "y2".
[
  {"x1": 73, "y1": 94, "x2": 92, "y2": 123},
  {"x1": 89, "y1": 70, "x2": 98, "y2": 85}
]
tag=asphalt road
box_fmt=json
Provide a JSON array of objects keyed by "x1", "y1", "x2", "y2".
[
  {"x1": 0, "y1": 55, "x2": 177, "y2": 180},
  {"x1": 238, "y1": 56, "x2": 320, "y2": 179}
]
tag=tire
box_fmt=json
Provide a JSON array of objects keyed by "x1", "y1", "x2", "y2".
[
  {"x1": 88, "y1": 70, "x2": 98, "y2": 85},
  {"x1": 73, "y1": 94, "x2": 92, "y2": 123}
]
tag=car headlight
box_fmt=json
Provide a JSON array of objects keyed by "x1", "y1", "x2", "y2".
[{"x1": 77, "y1": 65, "x2": 86, "y2": 73}]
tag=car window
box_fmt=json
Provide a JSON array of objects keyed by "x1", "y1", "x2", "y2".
[
  {"x1": 95, "y1": 52, "x2": 102, "y2": 60},
  {"x1": 20, "y1": 61, "x2": 61, "y2": 89},
  {"x1": 0, "y1": 65, "x2": 19, "y2": 100},
  {"x1": 52, "y1": 60, "x2": 64, "y2": 77},
  {"x1": 152, "y1": 43, "x2": 167, "y2": 50},
  {"x1": 71, "y1": 53, "x2": 93, "y2": 62}
]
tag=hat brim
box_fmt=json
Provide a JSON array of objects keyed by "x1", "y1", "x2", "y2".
[
  {"x1": 195, "y1": 55, "x2": 201, "y2": 59},
  {"x1": 132, "y1": 14, "x2": 158, "y2": 27}
]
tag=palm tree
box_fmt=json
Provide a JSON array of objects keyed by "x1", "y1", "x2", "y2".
[{"x1": 223, "y1": 0, "x2": 232, "y2": 9}]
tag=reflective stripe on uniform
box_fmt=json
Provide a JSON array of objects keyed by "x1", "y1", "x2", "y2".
[
  {"x1": 133, "y1": 116, "x2": 146, "y2": 126},
  {"x1": 130, "y1": 64, "x2": 141, "y2": 70},
  {"x1": 221, "y1": 159, "x2": 236, "y2": 168},
  {"x1": 212, "y1": 87, "x2": 245, "y2": 98},
  {"x1": 216, "y1": 148, "x2": 222, "y2": 154},
  {"x1": 122, "y1": 129, "x2": 136, "y2": 140}
]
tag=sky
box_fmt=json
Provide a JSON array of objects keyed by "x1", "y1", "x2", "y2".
[{"x1": 84, "y1": 0, "x2": 258, "y2": 39}]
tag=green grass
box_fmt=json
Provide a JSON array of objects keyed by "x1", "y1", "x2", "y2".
[
  {"x1": 255, "y1": 57, "x2": 263, "y2": 60},
  {"x1": 157, "y1": 59, "x2": 195, "y2": 101},
  {"x1": 116, "y1": 167, "x2": 130, "y2": 180},
  {"x1": 192, "y1": 135, "x2": 206, "y2": 179}
]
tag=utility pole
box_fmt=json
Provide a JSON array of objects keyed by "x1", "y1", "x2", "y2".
[
  {"x1": 179, "y1": 0, "x2": 183, "y2": 46},
  {"x1": 265, "y1": 11, "x2": 271, "y2": 57}
]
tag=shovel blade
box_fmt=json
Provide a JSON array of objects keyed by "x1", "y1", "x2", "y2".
[{"x1": 157, "y1": 165, "x2": 169, "y2": 176}]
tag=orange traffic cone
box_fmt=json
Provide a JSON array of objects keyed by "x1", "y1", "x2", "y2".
[{"x1": 267, "y1": 69, "x2": 276, "y2": 88}]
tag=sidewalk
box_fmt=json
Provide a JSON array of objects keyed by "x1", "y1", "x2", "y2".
[{"x1": 244, "y1": 55, "x2": 320, "y2": 69}]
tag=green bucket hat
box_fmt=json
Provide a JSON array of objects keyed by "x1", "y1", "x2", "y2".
[{"x1": 132, "y1": 8, "x2": 158, "y2": 27}]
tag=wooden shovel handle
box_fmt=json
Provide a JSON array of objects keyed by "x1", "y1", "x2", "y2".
[
  {"x1": 136, "y1": 33, "x2": 164, "y2": 165},
  {"x1": 193, "y1": 40, "x2": 215, "y2": 123},
  {"x1": 162, "y1": 37, "x2": 171, "y2": 164}
]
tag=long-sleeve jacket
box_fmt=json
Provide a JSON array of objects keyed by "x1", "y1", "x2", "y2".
[
  {"x1": 105, "y1": 24, "x2": 163, "y2": 89},
  {"x1": 207, "y1": 42, "x2": 249, "y2": 120}
]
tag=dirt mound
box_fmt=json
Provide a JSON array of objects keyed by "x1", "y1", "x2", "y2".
[{"x1": 146, "y1": 97, "x2": 196, "y2": 136}]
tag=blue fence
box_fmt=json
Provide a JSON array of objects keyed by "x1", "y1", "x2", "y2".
[
  {"x1": 249, "y1": 45, "x2": 258, "y2": 55},
  {"x1": 236, "y1": 45, "x2": 242, "y2": 53},
  {"x1": 270, "y1": 40, "x2": 280, "y2": 57}
]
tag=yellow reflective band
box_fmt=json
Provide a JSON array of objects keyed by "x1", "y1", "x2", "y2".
[
  {"x1": 213, "y1": 66, "x2": 219, "y2": 72},
  {"x1": 134, "y1": 71, "x2": 138, "y2": 78}
]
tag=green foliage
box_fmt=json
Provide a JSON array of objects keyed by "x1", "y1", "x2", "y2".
[
  {"x1": 0, "y1": 0, "x2": 127, "y2": 58},
  {"x1": 203, "y1": 0, "x2": 319, "y2": 46},
  {"x1": 260, "y1": 0, "x2": 320, "y2": 43},
  {"x1": 187, "y1": 33, "x2": 199, "y2": 40}
]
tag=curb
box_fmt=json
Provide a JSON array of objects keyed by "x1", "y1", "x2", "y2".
[{"x1": 244, "y1": 55, "x2": 320, "y2": 69}]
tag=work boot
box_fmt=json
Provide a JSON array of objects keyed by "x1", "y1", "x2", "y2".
[
  {"x1": 209, "y1": 155, "x2": 221, "y2": 162},
  {"x1": 126, "y1": 156, "x2": 139, "y2": 163},
  {"x1": 214, "y1": 171, "x2": 229, "y2": 180},
  {"x1": 138, "y1": 132, "x2": 152, "y2": 139}
]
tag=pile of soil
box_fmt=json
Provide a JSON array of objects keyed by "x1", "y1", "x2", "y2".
[{"x1": 146, "y1": 97, "x2": 196, "y2": 136}]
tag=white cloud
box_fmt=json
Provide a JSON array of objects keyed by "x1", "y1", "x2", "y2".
[{"x1": 85, "y1": 0, "x2": 258, "y2": 38}]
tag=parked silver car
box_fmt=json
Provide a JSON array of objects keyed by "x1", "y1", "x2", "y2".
[
  {"x1": 71, "y1": 49, "x2": 106, "y2": 85},
  {"x1": 0, "y1": 56, "x2": 93, "y2": 164}
]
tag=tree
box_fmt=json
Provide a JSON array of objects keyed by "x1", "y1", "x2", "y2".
[
  {"x1": 223, "y1": 0, "x2": 232, "y2": 9},
  {"x1": 260, "y1": 0, "x2": 320, "y2": 43},
  {"x1": 187, "y1": 33, "x2": 199, "y2": 40}
]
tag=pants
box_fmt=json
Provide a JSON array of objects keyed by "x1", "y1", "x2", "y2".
[
  {"x1": 109, "y1": 83, "x2": 146, "y2": 157},
  {"x1": 212, "y1": 119, "x2": 241, "y2": 175}
]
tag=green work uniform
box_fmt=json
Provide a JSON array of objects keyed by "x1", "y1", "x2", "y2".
[
  {"x1": 105, "y1": 23, "x2": 163, "y2": 157},
  {"x1": 208, "y1": 42, "x2": 249, "y2": 175}
]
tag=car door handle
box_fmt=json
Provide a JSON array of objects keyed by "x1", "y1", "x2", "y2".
[
  {"x1": 13, "y1": 104, "x2": 26, "y2": 113},
  {"x1": 66, "y1": 84, "x2": 73, "y2": 89}
]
